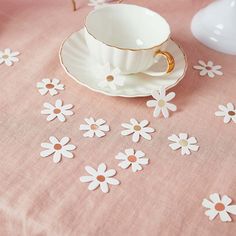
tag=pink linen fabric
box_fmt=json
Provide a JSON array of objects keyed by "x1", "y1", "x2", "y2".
[{"x1": 0, "y1": 0, "x2": 236, "y2": 235}]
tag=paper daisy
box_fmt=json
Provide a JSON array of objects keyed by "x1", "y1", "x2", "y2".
[
  {"x1": 97, "y1": 63, "x2": 124, "y2": 90},
  {"x1": 146, "y1": 88, "x2": 177, "y2": 118},
  {"x1": 215, "y1": 102, "x2": 236, "y2": 124},
  {"x1": 37, "y1": 78, "x2": 64, "y2": 96},
  {"x1": 41, "y1": 99, "x2": 74, "y2": 122},
  {"x1": 193, "y1": 60, "x2": 223, "y2": 78},
  {"x1": 80, "y1": 163, "x2": 120, "y2": 193},
  {"x1": 202, "y1": 193, "x2": 236, "y2": 222},
  {"x1": 40, "y1": 136, "x2": 76, "y2": 163},
  {"x1": 121, "y1": 119, "x2": 155, "y2": 143},
  {"x1": 115, "y1": 148, "x2": 149, "y2": 172},
  {"x1": 0, "y1": 48, "x2": 20, "y2": 66},
  {"x1": 168, "y1": 133, "x2": 199, "y2": 155},
  {"x1": 79, "y1": 117, "x2": 110, "y2": 138},
  {"x1": 88, "y1": 0, "x2": 108, "y2": 8}
]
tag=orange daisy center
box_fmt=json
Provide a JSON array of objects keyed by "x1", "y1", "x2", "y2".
[
  {"x1": 46, "y1": 83, "x2": 54, "y2": 89},
  {"x1": 228, "y1": 111, "x2": 235, "y2": 116},
  {"x1": 53, "y1": 108, "x2": 61, "y2": 114},
  {"x1": 96, "y1": 175, "x2": 105, "y2": 182},
  {"x1": 90, "y1": 124, "x2": 98, "y2": 130},
  {"x1": 106, "y1": 75, "x2": 114, "y2": 82},
  {"x1": 215, "y1": 203, "x2": 225, "y2": 211},
  {"x1": 128, "y1": 155, "x2": 137, "y2": 162},
  {"x1": 134, "y1": 125, "x2": 141, "y2": 131},
  {"x1": 54, "y1": 143, "x2": 62, "y2": 150}
]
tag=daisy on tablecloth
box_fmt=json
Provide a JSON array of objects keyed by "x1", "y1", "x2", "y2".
[
  {"x1": 146, "y1": 87, "x2": 177, "y2": 118},
  {"x1": 40, "y1": 136, "x2": 76, "y2": 163},
  {"x1": 97, "y1": 63, "x2": 124, "y2": 90},
  {"x1": 202, "y1": 193, "x2": 236, "y2": 222},
  {"x1": 168, "y1": 133, "x2": 199, "y2": 155},
  {"x1": 41, "y1": 99, "x2": 74, "y2": 122},
  {"x1": 88, "y1": 0, "x2": 114, "y2": 8},
  {"x1": 215, "y1": 102, "x2": 236, "y2": 123},
  {"x1": 193, "y1": 60, "x2": 223, "y2": 78},
  {"x1": 0, "y1": 48, "x2": 20, "y2": 66},
  {"x1": 121, "y1": 118, "x2": 155, "y2": 143},
  {"x1": 115, "y1": 148, "x2": 149, "y2": 172},
  {"x1": 79, "y1": 117, "x2": 110, "y2": 138},
  {"x1": 37, "y1": 78, "x2": 64, "y2": 96},
  {"x1": 80, "y1": 163, "x2": 120, "y2": 193}
]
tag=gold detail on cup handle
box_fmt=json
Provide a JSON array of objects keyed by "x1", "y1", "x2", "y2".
[{"x1": 155, "y1": 50, "x2": 175, "y2": 74}]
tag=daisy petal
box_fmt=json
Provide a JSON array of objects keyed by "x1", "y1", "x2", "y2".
[
  {"x1": 202, "y1": 198, "x2": 214, "y2": 208},
  {"x1": 88, "y1": 181, "x2": 100, "y2": 191},
  {"x1": 219, "y1": 211, "x2": 232, "y2": 222},
  {"x1": 40, "y1": 149, "x2": 55, "y2": 157},
  {"x1": 61, "y1": 149, "x2": 73, "y2": 158},
  {"x1": 222, "y1": 195, "x2": 232, "y2": 206},
  {"x1": 53, "y1": 152, "x2": 62, "y2": 163},
  {"x1": 132, "y1": 132, "x2": 140, "y2": 142},
  {"x1": 140, "y1": 131, "x2": 152, "y2": 140},
  {"x1": 80, "y1": 176, "x2": 94, "y2": 182},
  {"x1": 98, "y1": 163, "x2": 106, "y2": 173},
  {"x1": 146, "y1": 100, "x2": 157, "y2": 107},
  {"x1": 226, "y1": 205, "x2": 236, "y2": 215},
  {"x1": 132, "y1": 163, "x2": 142, "y2": 172},
  {"x1": 60, "y1": 137, "x2": 70, "y2": 145},
  {"x1": 106, "y1": 178, "x2": 119, "y2": 185},
  {"x1": 205, "y1": 209, "x2": 218, "y2": 221},
  {"x1": 125, "y1": 148, "x2": 135, "y2": 156},
  {"x1": 85, "y1": 166, "x2": 97, "y2": 176},
  {"x1": 169, "y1": 142, "x2": 181, "y2": 150},
  {"x1": 119, "y1": 160, "x2": 131, "y2": 169},
  {"x1": 104, "y1": 169, "x2": 116, "y2": 177},
  {"x1": 135, "y1": 150, "x2": 145, "y2": 158},
  {"x1": 209, "y1": 193, "x2": 221, "y2": 203},
  {"x1": 100, "y1": 182, "x2": 109, "y2": 193}
]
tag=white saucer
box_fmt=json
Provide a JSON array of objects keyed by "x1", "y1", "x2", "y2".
[{"x1": 59, "y1": 28, "x2": 187, "y2": 97}]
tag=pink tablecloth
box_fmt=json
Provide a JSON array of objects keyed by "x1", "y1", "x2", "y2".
[{"x1": 0, "y1": 0, "x2": 236, "y2": 235}]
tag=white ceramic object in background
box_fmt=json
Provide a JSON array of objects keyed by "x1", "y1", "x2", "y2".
[
  {"x1": 85, "y1": 4, "x2": 175, "y2": 76},
  {"x1": 59, "y1": 29, "x2": 187, "y2": 97},
  {"x1": 191, "y1": 0, "x2": 236, "y2": 55}
]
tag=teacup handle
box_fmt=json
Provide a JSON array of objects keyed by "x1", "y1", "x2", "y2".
[{"x1": 143, "y1": 50, "x2": 175, "y2": 77}]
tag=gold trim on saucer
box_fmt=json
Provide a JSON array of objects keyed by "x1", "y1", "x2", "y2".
[{"x1": 59, "y1": 30, "x2": 188, "y2": 98}]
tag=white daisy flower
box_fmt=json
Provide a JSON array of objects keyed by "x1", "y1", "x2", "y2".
[
  {"x1": 41, "y1": 99, "x2": 74, "y2": 122},
  {"x1": 36, "y1": 78, "x2": 64, "y2": 96},
  {"x1": 121, "y1": 119, "x2": 155, "y2": 143},
  {"x1": 193, "y1": 60, "x2": 223, "y2": 78},
  {"x1": 0, "y1": 48, "x2": 20, "y2": 66},
  {"x1": 146, "y1": 88, "x2": 177, "y2": 118},
  {"x1": 202, "y1": 193, "x2": 236, "y2": 222},
  {"x1": 168, "y1": 133, "x2": 199, "y2": 155},
  {"x1": 79, "y1": 117, "x2": 110, "y2": 138},
  {"x1": 80, "y1": 163, "x2": 120, "y2": 193},
  {"x1": 115, "y1": 148, "x2": 149, "y2": 172},
  {"x1": 40, "y1": 136, "x2": 76, "y2": 163},
  {"x1": 97, "y1": 63, "x2": 124, "y2": 90},
  {"x1": 88, "y1": 0, "x2": 109, "y2": 8},
  {"x1": 215, "y1": 102, "x2": 236, "y2": 124}
]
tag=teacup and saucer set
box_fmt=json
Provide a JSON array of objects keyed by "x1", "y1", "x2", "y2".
[{"x1": 59, "y1": 4, "x2": 187, "y2": 97}]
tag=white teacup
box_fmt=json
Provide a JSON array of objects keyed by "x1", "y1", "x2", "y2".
[{"x1": 85, "y1": 4, "x2": 175, "y2": 76}]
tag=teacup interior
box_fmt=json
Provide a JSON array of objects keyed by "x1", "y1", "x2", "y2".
[{"x1": 85, "y1": 4, "x2": 170, "y2": 50}]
